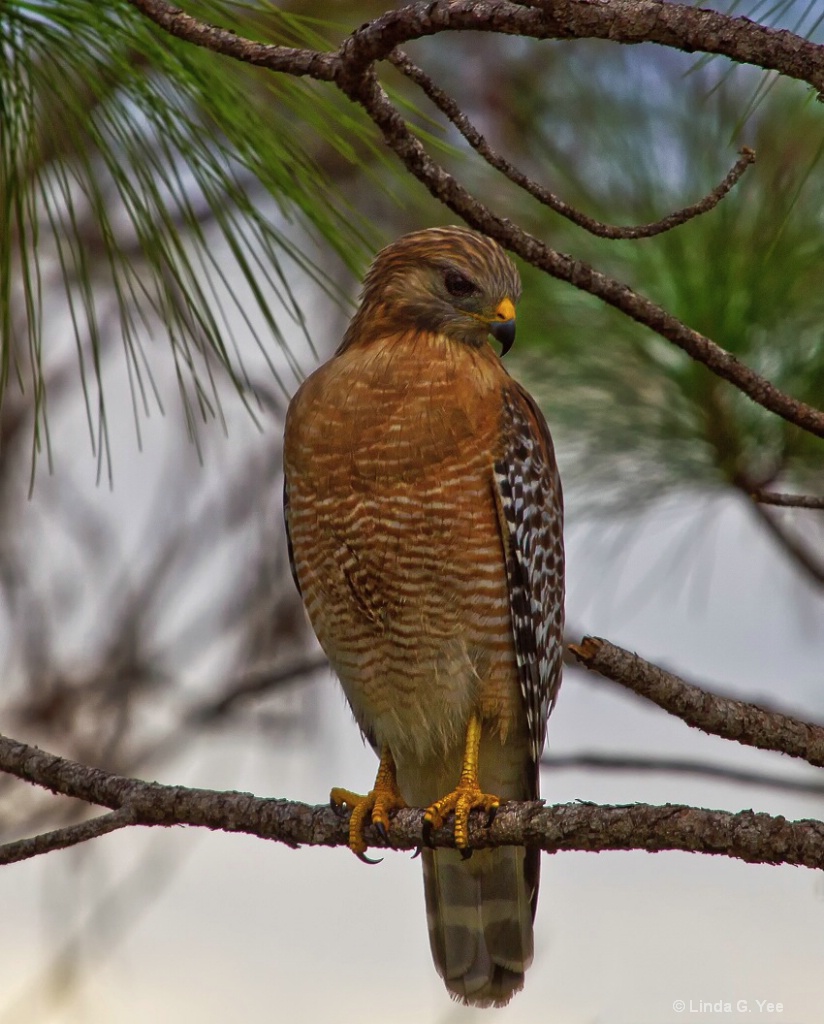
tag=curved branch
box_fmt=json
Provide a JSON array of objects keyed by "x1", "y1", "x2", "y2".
[
  {"x1": 127, "y1": 0, "x2": 824, "y2": 93},
  {"x1": 340, "y1": 0, "x2": 824, "y2": 94},
  {"x1": 570, "y1": 637, "x2": 824, "y2": 767},
  {"x1": 2, "y1": 732, "x2": 824, "y2": 869},
  {"x1": 392, "y1": 51, "x2": 756, "y2": 240}
]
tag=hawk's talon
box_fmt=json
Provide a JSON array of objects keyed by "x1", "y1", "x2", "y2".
[
  {"x1": 330, "y1": 787, "x2": 365, "y2": 811},
  {"x1": 460, "y1": 847, "x2": 473, "y2": 862},
  {"x1": 486, "y1": 805, "x2": 498, "y2": 828},
  {"x1": 331, "y1": 747, "x2": 406, "y2": 860},
  {"x1": 423, "y1": 713, "x2": 502, "y2": 850},
  {"x1": 424, "y1": 786, "x2": 500, "y2": 849},
  {"x1": 357, "y1": 850, "x2": 383, "y2": 865},
  {"x1": 410, "y1": 844, "x2": 422, "y2": 860}
]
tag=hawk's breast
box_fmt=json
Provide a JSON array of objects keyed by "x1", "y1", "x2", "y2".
[{"x1": 283, "y1": 334, "x2": 522, "y2": 759}]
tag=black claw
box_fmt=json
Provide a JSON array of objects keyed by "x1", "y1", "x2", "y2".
[
  {"x1": 410, "y1": 845, "x2": 422, "y2": 860},
  {"x1": 374, "y1": 820, "x2": 389, "y2": 844},
  {"x1": 486, "y1": 805, "x2": 498, "y2": 828},
  {"x1": 460, "y1": 848, "x2": 473, "y2": 862},
  {"x1": 356, "y1": 850, "x2": 383, "y2": 866},
  {"x1": 422, "y1": 818, "x2": 435, "y2": 848}
]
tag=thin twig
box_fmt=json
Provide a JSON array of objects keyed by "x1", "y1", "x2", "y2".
[
  {"x1": 746, "y1": 499, "x2": 824, "y2": 588},
  {"x1": 542, "y1": 753, "x2": 824, "y2": 797},
  {"x1": 1, "y1": 732, "x2": 824, "y2": 868},
  {"x1": 190, "y1": 656, "x2": 329, "y2": 721},
  {"x1": 751, "y1": 490, "x2": 824, "y2": 510},
  {"x1": 570, "y1": 637, "x2": 824, "y2": 767},
  {"x1": 0, "y1": 807, "x2": 136, "y2": 866},
  {"x1": 391, "y1": 51, "x2": 755, "y2": 239}
]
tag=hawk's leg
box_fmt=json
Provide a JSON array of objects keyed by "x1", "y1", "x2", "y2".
[
  {"x1": 331, "y1": 745, "x2": 407, "y2": 860},
  {"x1": 423, "y1": 713, "x2": 500, "y2": 850}
]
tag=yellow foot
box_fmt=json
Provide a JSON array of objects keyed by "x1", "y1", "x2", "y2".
[
  {"x1": 423, "y1": 783, "x2": 500, "y2": 850},
  {"x1": 330, "y1": 747, "x2": 406, "y2": 862},
  {"x1": 423, "y1": 712, "x2": 500, "y2": 852}
]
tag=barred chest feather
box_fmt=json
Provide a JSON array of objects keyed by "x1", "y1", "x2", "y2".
[{"x1": 283, "y1": 333, "x2": 522, "y2": 761}]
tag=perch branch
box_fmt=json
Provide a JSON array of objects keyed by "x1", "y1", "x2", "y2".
[{"x1": 2, "y1": 732, "x2": 824, "y2": 868}]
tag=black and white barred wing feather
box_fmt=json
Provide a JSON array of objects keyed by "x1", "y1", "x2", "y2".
[{"x1": 493, "y1": 385, "x2": 565, "y2": 765}]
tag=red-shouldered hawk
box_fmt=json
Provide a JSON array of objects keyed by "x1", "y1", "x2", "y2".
[{"x1": 283, "y1": 226, "x2": 564, "y2": 1007}]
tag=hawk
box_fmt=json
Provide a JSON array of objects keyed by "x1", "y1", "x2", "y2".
[{"x1": 283, "y1": 226, "x2": 564, "y2": 1007}]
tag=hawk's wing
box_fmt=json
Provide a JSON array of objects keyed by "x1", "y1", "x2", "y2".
[
  {"x1": 283, "y1": 477, "x2": 303, "y2": 599},
  {"x1": 493, "y1": 384, "x2": 565, "y2": 765}
]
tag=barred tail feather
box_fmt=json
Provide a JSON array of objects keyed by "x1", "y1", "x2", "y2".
[{"x1": 422, "y1": 846, "x2": 539, "y2": 1008}]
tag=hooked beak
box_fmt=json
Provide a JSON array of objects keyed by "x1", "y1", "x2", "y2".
[{"x1": 489, "y1": 297, "x2": 516, "y2": 356}]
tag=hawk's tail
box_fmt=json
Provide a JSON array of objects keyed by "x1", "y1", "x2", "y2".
[{"x1": 422, "y1": 845, "x2": 539, "y2": 1007}]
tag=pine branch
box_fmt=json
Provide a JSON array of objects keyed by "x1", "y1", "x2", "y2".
[
  {"x1": 570, "y1": 637, "x2": 824, "y2": 767},
  {"x1": 2, "y1": 730, "x2": 824, "y2": 869},
  {"x1": 0, "y1": 808, "x2": 136, "y2": 866},
  {"x1": 125, "y1": 0, "x2": 824, "y2": 440},
  {"x1": 391, "y1": 51, "x2": 757, "y2": 240},
  {"x1": 125, "y1": 0, "x2": 824, "y2": 92}
]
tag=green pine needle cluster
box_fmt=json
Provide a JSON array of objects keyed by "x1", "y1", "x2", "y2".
[
  {"x1": 510, "y1": 51, "x2": 824, "y2": 509},
  {"x1": 0, "y1": 1, "x2": 390, "y2": 475}
]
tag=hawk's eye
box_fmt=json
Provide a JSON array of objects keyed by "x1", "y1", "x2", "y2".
[{"x1": 444, "y1": 270, "x2": 477, "y2": 298}]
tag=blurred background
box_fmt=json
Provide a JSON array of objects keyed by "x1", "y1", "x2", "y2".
[{"x1": 1, "y1": 2, "x2": 824, "y2": 1021}]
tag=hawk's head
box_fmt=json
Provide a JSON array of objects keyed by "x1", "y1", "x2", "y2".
[{"x1": 347, "y1": 226, "x2": 521, "y2": 355}]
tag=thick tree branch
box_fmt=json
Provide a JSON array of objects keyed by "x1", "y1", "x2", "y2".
[
  {"x1": 127, "y1": 0, "x2": 824, "y2": 94},
  {"x1": 340, "y1": 1, "x2": 824, "y2": 93},
  {"x1": 2, "y1": 732, "x2": 824, "y2": 869},
  {"x1": 570, "y1": 637, "x2": 824, "y2": 768}
]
